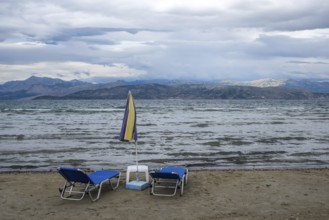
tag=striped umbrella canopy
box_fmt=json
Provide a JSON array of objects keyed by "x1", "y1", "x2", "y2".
[{"x1": 119, "y1": 90, "x2": 137, "y2": 142}]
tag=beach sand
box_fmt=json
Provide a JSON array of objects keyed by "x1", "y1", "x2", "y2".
[{"x1": 0, "y1": 169, "x2": 328, "y2": 220}]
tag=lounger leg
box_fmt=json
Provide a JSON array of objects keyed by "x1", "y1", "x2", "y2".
[
  {"x1": 109, "y1": 173, "x2": 121, "y2": 190},
  {"x1": 60, "y1": 181, "x2": 88, "y2": 201},
  {"x1": 150, "y1": 179, "x2": 179, "y2": 196},
  {"x1": 173, "y1": 180, "x2": 178, "y2": 196},
  {"x1": 88, "y1": 173, "x2": 121, "y2": 202},
  {"x1": 150, "y1": 179, "x2": 159, "y2": 195},
  {"x1": 59, "y1": 182, "x2": 69, "y2": 199},
  {"x1": 180, "y1": 178, "x2": 184, "y2": 196},
  {"x1": 185, "y1": 170, "x2": 188, "y2": 185},
  {"x1": 88, "y1": 184, "x2": 102, "y2": 202}
]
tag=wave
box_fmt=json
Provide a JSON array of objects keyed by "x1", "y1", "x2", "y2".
[{"x1": 1, "y1": 99, "x2": 329, "y2": 171}]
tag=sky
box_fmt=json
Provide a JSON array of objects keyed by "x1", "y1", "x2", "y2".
[{"x1": 0, "y1": 0, "x2": 329, "y2": 84}]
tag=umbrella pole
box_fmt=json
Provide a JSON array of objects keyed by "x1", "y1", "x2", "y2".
[{"x1": 135, "y1": 141, "x2": 140, "y2": 181}]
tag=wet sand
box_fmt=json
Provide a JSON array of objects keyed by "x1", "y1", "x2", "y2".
[{"x1": 1, "y1": 169, "x2": 328, "y2": 220}]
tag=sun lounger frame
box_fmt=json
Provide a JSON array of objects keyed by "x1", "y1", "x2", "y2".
[
  {"x1": 149, "y1": 167, "x2": 188, "y2": 196},
  {"x1": 58, "y1": 167, "x2": 121, "y2": 202}
]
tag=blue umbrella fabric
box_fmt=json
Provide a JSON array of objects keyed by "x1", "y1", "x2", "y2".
[{"x1": 119, "y1": 91, "x2": 137, "y2": 142}]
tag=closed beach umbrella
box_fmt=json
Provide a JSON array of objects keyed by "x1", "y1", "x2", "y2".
[
  {"x1": 119, "y1": 91, "x2": 140, "y2": 178},
  {"x1": 119, "y1": 91, "x2": 150, "y2": 190}
]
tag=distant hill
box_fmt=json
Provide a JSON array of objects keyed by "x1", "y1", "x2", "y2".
[
  {"x1": 0, "y1": 76, "x2": 87, "y2": 91},
  {"x1": 35, "y1": 84, "x2": 329, "y2": 100},
  {"x1": 0, "y1": 76, "x2": 90, "y2": 99},
  {"x1": 284, "y1": 79, "x2": 329, "y2": 93},
  {"x1": 219, "y1": 78, "x2": 329, "y2": 93},
  {"x1": 0, "y1": 76, "x2": 126, "y2": 99},
  {"x1": 1, "y1": 76, "x2": 329, "y2": 100}
]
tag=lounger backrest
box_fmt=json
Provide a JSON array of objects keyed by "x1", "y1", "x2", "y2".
[
  {"x1": 58, "y1": 167, "x2": 91, "y2": 184},
  {"x1": 150, "y1": 172, "x2": 180, "y2": 180}
]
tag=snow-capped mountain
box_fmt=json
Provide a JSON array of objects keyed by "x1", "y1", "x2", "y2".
[
  {"x1": 248, "y1": 78, "x2": 286, "y2": 87},
  {"x1": 220, "y1": 78, "x2": 285, "y2": 88}
]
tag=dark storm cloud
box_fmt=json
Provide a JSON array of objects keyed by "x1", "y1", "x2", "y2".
[
  {"x1": 250, "y1": 35, "x2": 329, "y2": 58},
  {"x1": 287, "y1": 60, "x2": 329, "y2": 65},
  {"x1": 49, "y1": 27, "x2": 160, "y2": 42}
]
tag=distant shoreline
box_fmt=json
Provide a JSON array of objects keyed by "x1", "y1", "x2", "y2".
[{"x1": 1, "y1": 166, "x2": 328, "y2": 174}]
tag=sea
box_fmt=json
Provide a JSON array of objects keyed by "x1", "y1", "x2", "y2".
[{"x1": 0, "y1": 99, "x2": 328, "y2": 172}]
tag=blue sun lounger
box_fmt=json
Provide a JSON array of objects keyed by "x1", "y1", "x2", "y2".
[
  {"x1": 57, "y1": 167, "x2": 121, "y2": 202},
  {"x1": 149, "y1": 166, "x2": 188, "y2": 196}
]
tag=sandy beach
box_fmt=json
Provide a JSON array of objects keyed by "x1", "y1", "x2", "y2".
[{"x1": 1, "y1": 169, "x2": 328, "y2": 220}]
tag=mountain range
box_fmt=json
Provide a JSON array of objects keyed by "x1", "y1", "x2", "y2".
[{"x1": 0, "y1": 76, "x2": 329, "y2": 100}]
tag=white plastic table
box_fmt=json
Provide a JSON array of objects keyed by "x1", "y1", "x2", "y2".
[{"x1": 126, "y1": 165, "x2": 149, "y2": 184}]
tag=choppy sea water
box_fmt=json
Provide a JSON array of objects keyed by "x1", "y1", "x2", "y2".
[{"x1": 0, "y1": 99, "x2": 328, "y2": 171}]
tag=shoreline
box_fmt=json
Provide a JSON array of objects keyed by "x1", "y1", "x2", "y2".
[
  {"x1": 1, "y1": 169, "x2": 328, "y2": 219},
  {"x1": 1, "y1": 166, "x2": 328, "y2": 173}
]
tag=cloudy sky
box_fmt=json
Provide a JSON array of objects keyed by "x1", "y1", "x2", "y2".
[{"x1": 0, "y1": 0, "x2": 328, "y2": 83}]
